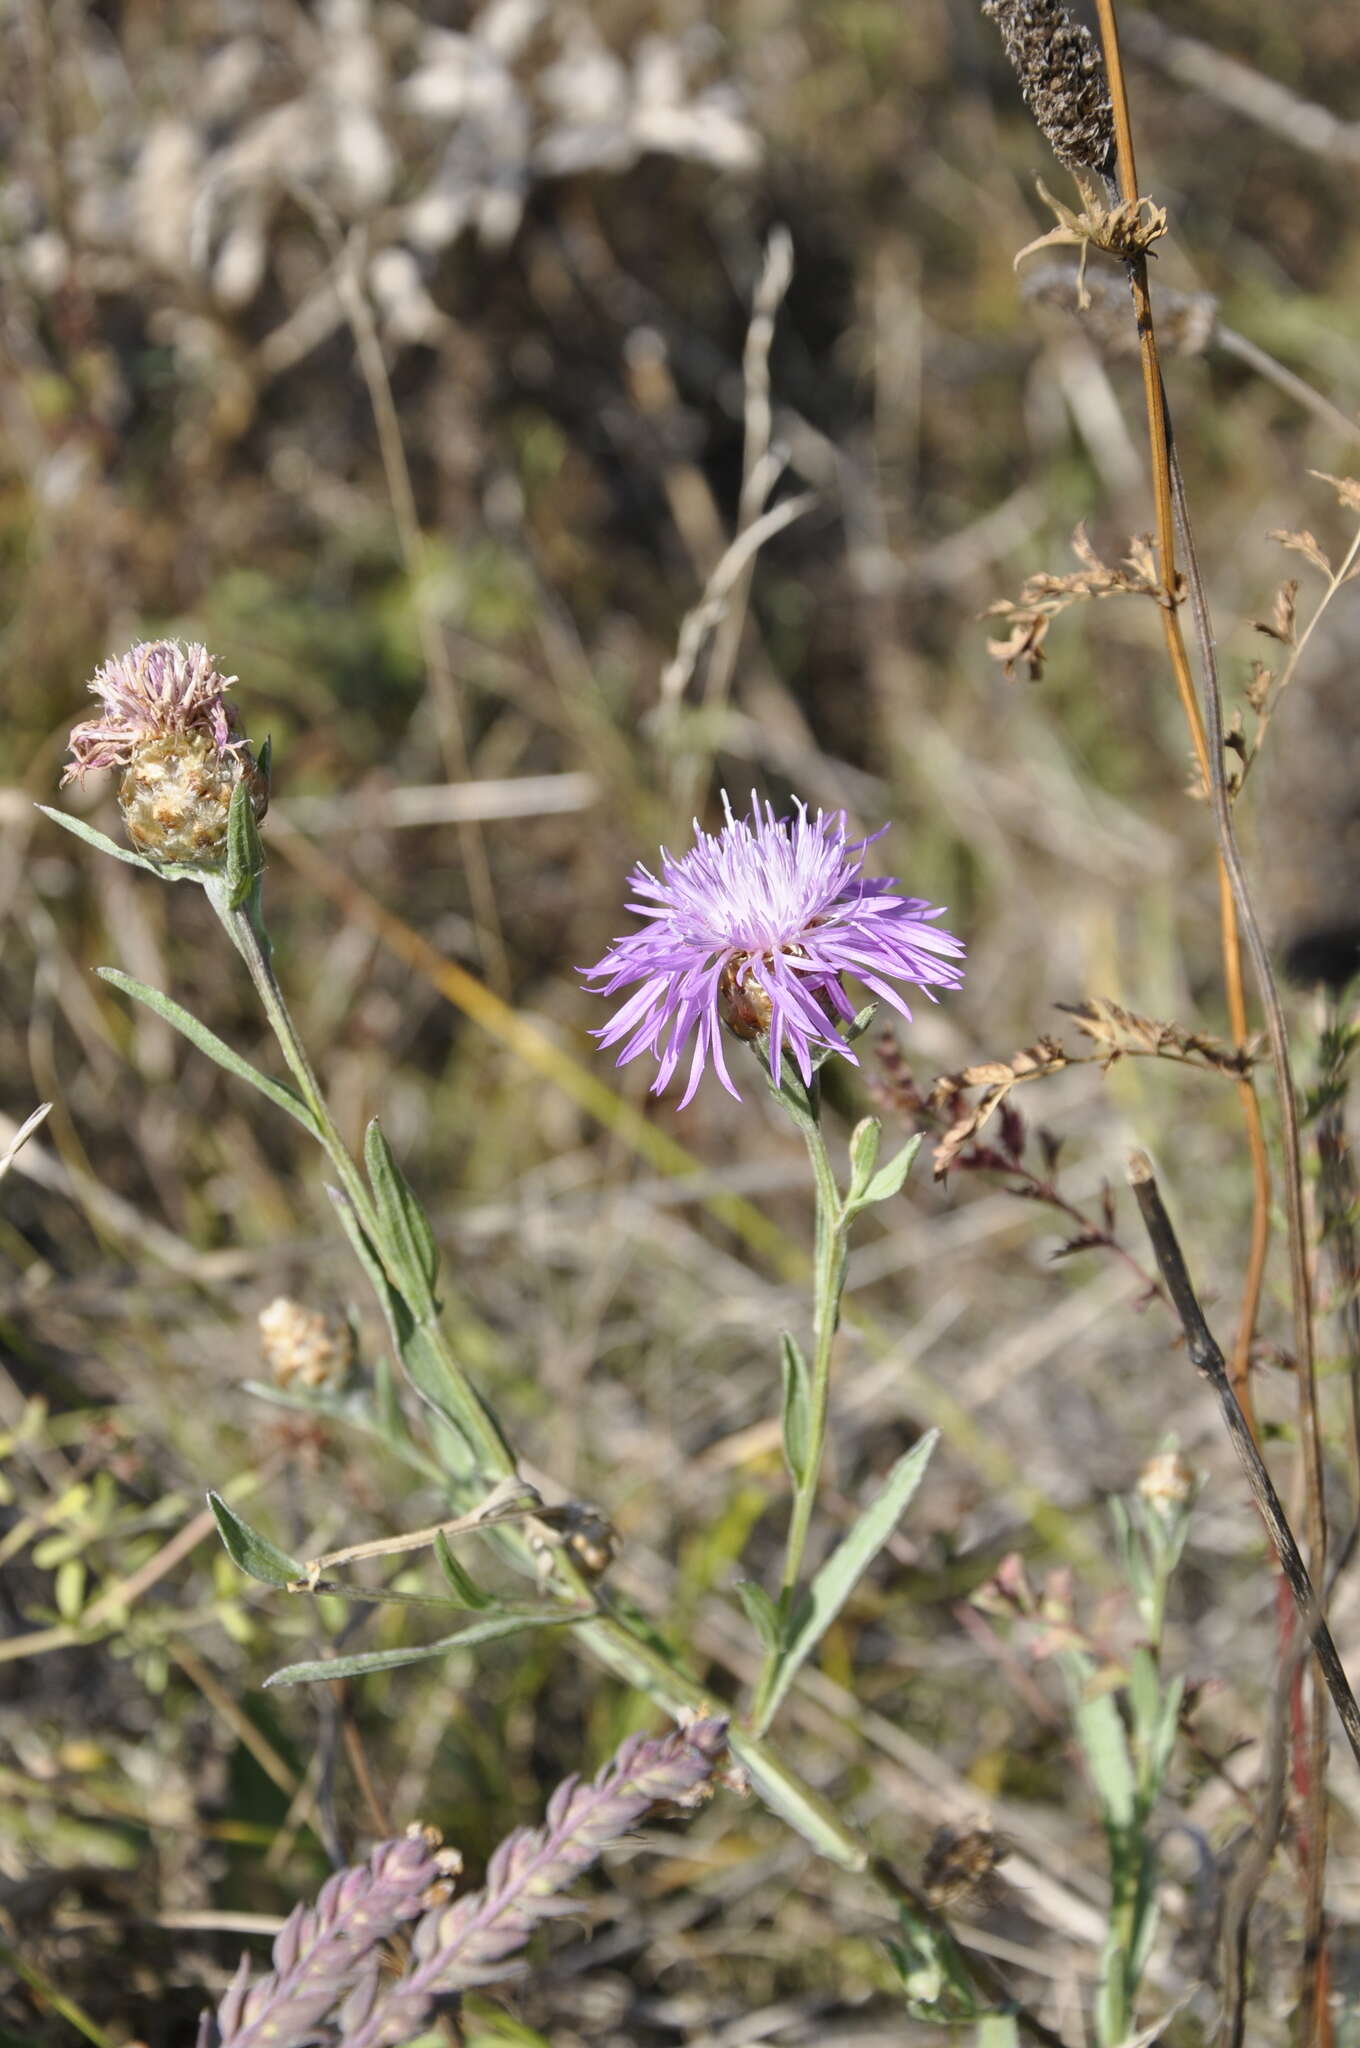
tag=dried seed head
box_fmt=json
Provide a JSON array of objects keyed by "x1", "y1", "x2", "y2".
[
  {"x1": 921, "y1": 1822, "x2": 1008, "y2": 1910},
  {"x1": 982, "y1": 0, "x2": 1115, "y2": 176},
  {"x1": 117, "y1": 731, "x2": 266, "y2": 867},
  {"x1": 1137, "y1": 1447, "x2": 1197, "y2": 1513},
  {"x1": 258, "y1": 1297, "x2": 353, "y2": 1391}
]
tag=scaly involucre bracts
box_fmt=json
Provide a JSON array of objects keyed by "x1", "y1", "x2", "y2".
[
  {"x1": 333, "y1": 1717, "x2": 729, "y2": 2048},
  {"x1": 582, "y1": 792, "x2": 964, "y2": 1107},
  {"x1": 198, "y1": 1832, "x2": 448, "y2": 2048},
  {"x1": 982, "y1": 0, "x2": 1115, "y2": 175}
]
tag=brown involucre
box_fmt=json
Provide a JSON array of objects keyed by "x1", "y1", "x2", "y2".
[{"x1": 982, "y1": 0, "x2": 1116, "y2": 176}]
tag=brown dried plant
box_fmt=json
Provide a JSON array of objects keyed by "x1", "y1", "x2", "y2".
[
  {"x1": 983, "y1": 525, "x2": 1166, "y2": 681},
  {"x1": 1221, "y1": 473, "x2": 1360, "y2": 799}
]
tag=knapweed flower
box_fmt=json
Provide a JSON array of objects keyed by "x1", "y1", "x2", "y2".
[
  {"x1": 583, "y1": 793, "x2": 964, "y2": 1107},
  {"x1": 63, "y1": 639, "x2": 267, "y2": 866}
]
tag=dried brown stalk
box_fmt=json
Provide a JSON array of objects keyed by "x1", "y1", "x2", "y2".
[{"x1": 1092, "y1": 2, "x2": 1329, "y2": 2031}]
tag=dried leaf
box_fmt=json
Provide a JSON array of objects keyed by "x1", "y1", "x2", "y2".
[
  {"x1": 1252, "y1": 579, "x2": 1298, "y2": 644},
  {"x1": 1309, "y1": 470, "x2": 1360, "y2": 515},
  {"x1": 1268, "y1": 527, "x2": 1332, "y2": 578},
  {"x1": 1056, "y1": 997, "x2": 1254, "y2": 1075},
  {"x1": 983, "y1": 530, "x2": 1164, "y2": 683},
  {"x1": 929, "y1": 1036, "x2": 1068, "y2": 1175}
]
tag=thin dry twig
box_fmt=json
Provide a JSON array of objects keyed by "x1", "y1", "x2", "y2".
[{"x1": 1127, "y1": 1153, "x2": 1360, "y2": 1774}]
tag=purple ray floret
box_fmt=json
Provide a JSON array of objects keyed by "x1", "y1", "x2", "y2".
[{"x1": 582, "y1": 792, "x2": 965, "y2": 1108}]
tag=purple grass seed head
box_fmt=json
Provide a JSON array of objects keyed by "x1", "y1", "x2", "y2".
[
  {"x1": 64, "y1": 639, "x2": 268, "y2": 867},
  {"x1": 582, "y1": 792, "x2": 964, "y2": 1108}
]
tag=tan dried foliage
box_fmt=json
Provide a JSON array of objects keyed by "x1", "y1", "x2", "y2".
[
  {"x1": 927, "y1": 1000, "x2": 1255, "y2": 1175},
  {"x1": 1311, "y1": 470, "x2": 1360, "y2": 518},
  {"x1": 1013, "y1": 181, "x2": 1168, "y2": 302},
  {"x1": 1268, "y1": 528, "x2": 1332, "y2": 578},
  {"x1": 929, "y1": 1036, "x2": 1069, "y2": 1175},
  {"x1": 984, "y1": 526, "x2": 1164, "y2": 681},
  {"x1": 1056, "y1": 996, "x2": 1256, "y2": 1074}
]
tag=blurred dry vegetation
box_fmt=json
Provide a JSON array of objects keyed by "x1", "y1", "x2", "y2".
[{"x1": 5, "y1": 1, "x2": 1360, "y2": 2041}]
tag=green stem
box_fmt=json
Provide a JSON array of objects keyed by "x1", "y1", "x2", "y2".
[
  {"x1": 207, "y1": 879, "x2": 371, "y2": 1223},
  {"x1": 205, "y1": 879, "x2": 516, "y2": 1483},
  {"x1": 780, "y1": 1114, "x2": 848, "y2": 1598},
  {"x1": 749, "y1": 1101, "x2": 850, "y2": 1732}
]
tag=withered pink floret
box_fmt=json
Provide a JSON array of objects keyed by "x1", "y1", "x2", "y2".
[{"x1": 63, "y1": 640, "x2": 246, "y2": 785}]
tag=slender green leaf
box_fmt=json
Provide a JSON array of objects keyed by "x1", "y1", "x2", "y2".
[
  {"x1": 97, "y1": 969, "x2": 318, "y2": 1135},
  {"x1": 1067, "y1": 1666, "x2": 1135, "y2": 1828},
  {"x1": 759, "y1": 1430, "x2": 938, "y2": 1727},
  {"x1": 208, "y1": 1492, "x2": 304, "y2": 1589},
  {"x1": 848, "y1": 1133, "x2": 923, "y2": 1213},
  {"x1": 224, "y1": 777, "x2": 264, "y2": 910},
  {"x1": 365, "y1": 1118, "x2": 440, "y2": 1309},
  {"x1": 734, "y1": 1578, "x2": 783, "y2": 1654},
  {"x1": 779, "y1": 1332, "x2": 812, "y2": 1487},
  {"x1": 264, "y1": 1609, "x2": 578, "y2": 1687},
  {"x1": 37, "y1": 805, "x2": 172, "y2": 876},
  {"x1": 846, "y1": 1116, "x2": 882, "y2": 1200},
  {"x1": 433, "y1": 1529, "x2": 493, "y2": 1609}
]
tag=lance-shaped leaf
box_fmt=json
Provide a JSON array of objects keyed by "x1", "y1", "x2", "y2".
[
  {"x1": 779, "y1": 1332, "x2": 813, "y2": 1488},
  {"x1": 364, "y1": 1118, "x2": 440, "y2": 1313},
  {"x1": 755, "y1": 1429, "x2": 938, "y2": 1729},
  {"x1": 224, "y1": 775, "x2": 266, "y2": 910},
  {"x1": 733, "y1": 1578, "x2": 783, "y2": 1655},
  {"x1": 845, "y1": 1133, "x2": 923, "y2": 1217},
  {"x1": 209, "y1": 1493, "x2": 304, "y2": 1589},
  {"x1": 264, "y1": 1609, "x2": 581, "y2": 1688},
  {"x1": 97, "y1": 969, "x2": 318, "y2": 1136}
]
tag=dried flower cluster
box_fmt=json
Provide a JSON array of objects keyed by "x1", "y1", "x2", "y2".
[
  {"x1": 984, "y1": 527, "x2": 1164, "y2": 682},
  {"x1": 199, "y1": 1718, "x2": 727, "y2": 2048},
  {"x1": 583, "y1": 793, "x2": 964, "y2": 1107},
  {"x1": 258, "y1": 1296, "x2": 353, "y2": 1391},
  {"x1": 64, "y1": 640, "x2": 267, "y2": 867},
  {"x1": 981, "y1": 0, "x2": 1115, "y2": 175}
]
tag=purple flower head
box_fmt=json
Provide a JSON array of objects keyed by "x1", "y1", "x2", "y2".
[
  {"x1": 583, "y1": 792, "x2": 964, "y2": 1108},
  {"x1": 63, "y1": 640, "x2": 247, "y2": 785}
]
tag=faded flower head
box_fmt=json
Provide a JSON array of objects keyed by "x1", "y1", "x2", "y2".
[
  {"x1": 982, "y1": 0, "x2": 1115, "y2": 177},
  {"x1": 258, "y1": 1297, "x2": 353, "y2": 1392},
  {"x1": 582, "y1": 792, "x2": 964, "y2": 1108},
  {"x1": 64, "y1": 640, "x2": 266, "y2": 866}
]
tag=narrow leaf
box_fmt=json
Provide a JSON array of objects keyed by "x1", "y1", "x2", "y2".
[
  {"x1": 208, "y1": 1492, "x2": 304, "y2": 1589},
  {"x1": 264, "y1": 1609, "x2": 578, "y2": 1687},
  {"x1": 1068, "y1": 1668, "x2": 1136, "y2": 1828},
  {"x1": 779, "y1": 1332, "x2": 813, "y2": 1487},
  {"x1": 37, "y1": 804, "x2": 168, "y2": 875},
  {"x1": 758, "y1": 1430, "x2": 938, "y2": 1727},
  {"x1": 364, "y1": 1118, "x2": 440, "y2": 1309},
  {"x1": 224, "y1": 777, "x2": 264, "y2": 910},
  {"x1": 734, "y1": 1578, "x2": 783, "y2": 1654},
  {"x1": 433, "y1": 1529, "x2": 494, "y2": 1610},
  {"x1": 848, "y1": 1133, "x2": 923, "y2": 1212},
  {"x1": 847, "y1": 1116, "x2": 882, "y2": 1200},
  {"x1": 97, "y1": 968, "x2": 319, "y2": 1135}
]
